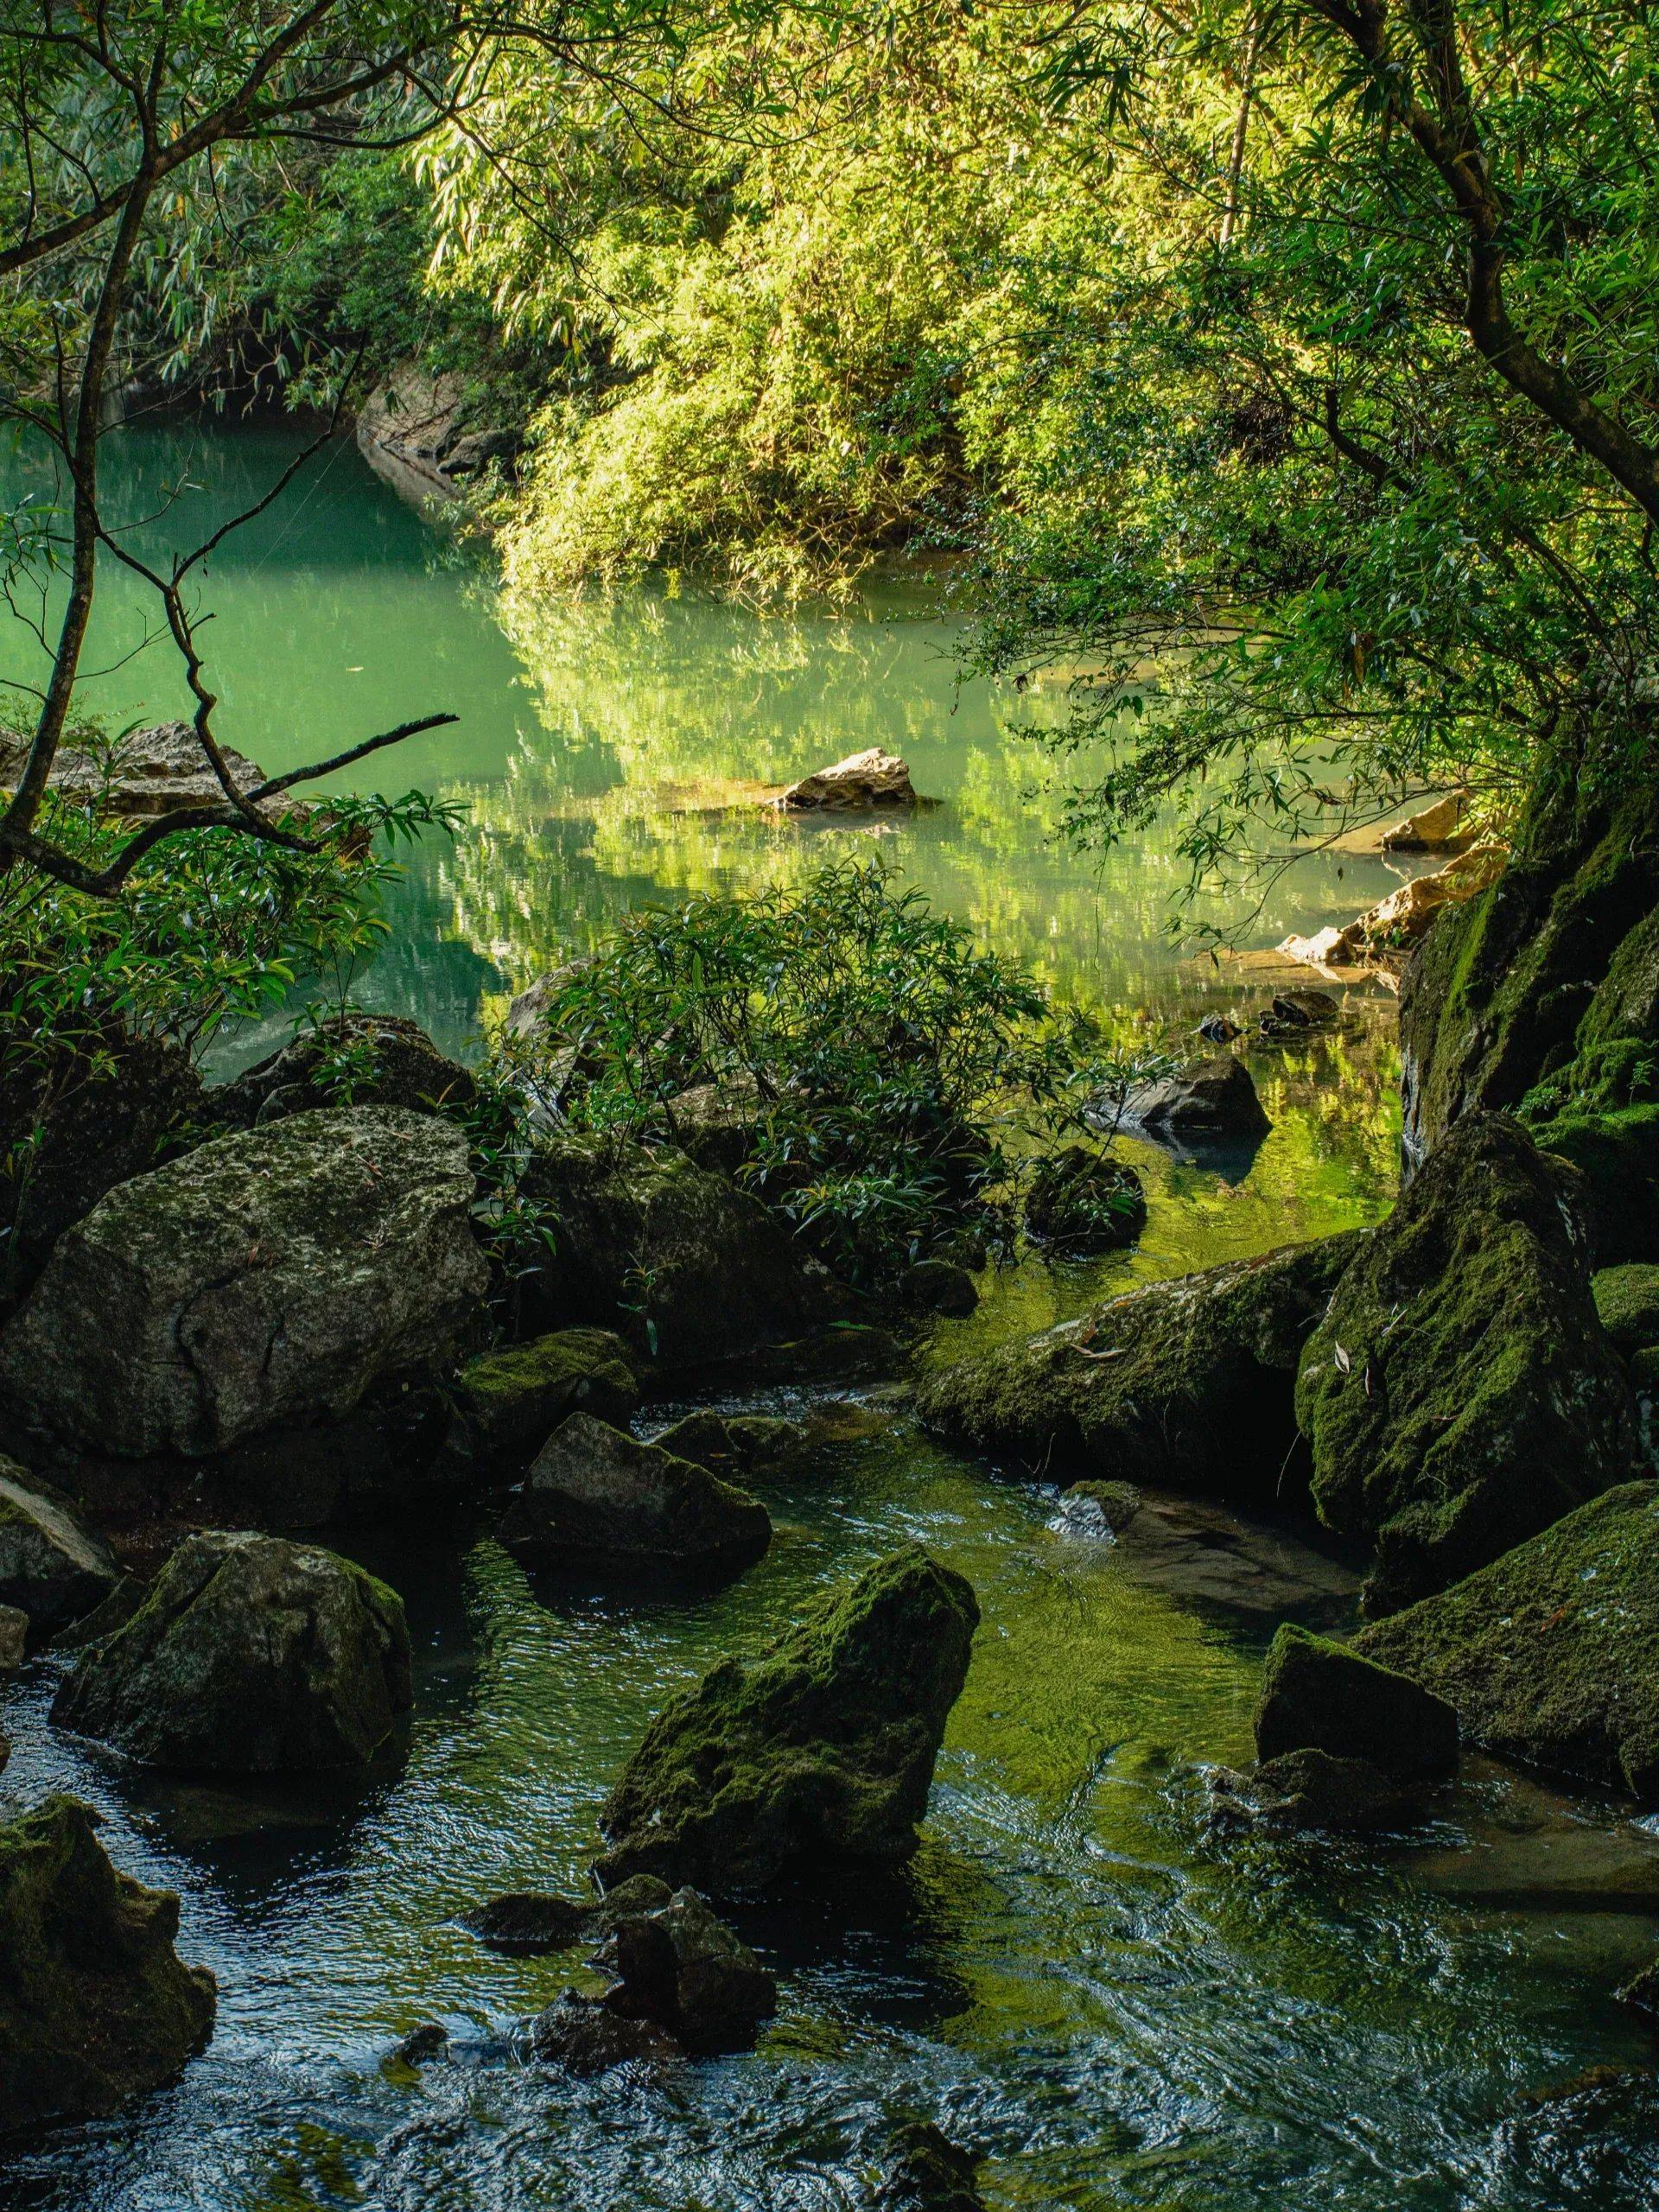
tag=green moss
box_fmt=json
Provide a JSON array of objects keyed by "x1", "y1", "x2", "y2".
[
  {"x1": 1592, "y1": 1265, "x2": 1659, "y2": 1357},
  {"x1": 918, "y1": 1233, "x2": 1362, "y2": 1502},
  {"x1": 0, "y1": 1795, "x2": 215, "y2": 2131},
  {"x1": 1298, "y1": 1114, "x2": 1639, "y2": 1614},
  {"x1": 451, "y1": 1327, "x2": 639, "y2": 1459},
  {"x1": 596, "y1": 1545, "x2": 978, "y2": 1893},
  {"x1": 1355, "y1": 1482, "x2": 1659, "y2": 1799},
  {"x1": 1527, "y1": 1101, "x2": 1659, "y2": 1267},
  {"x1": 1253, "y1": 1624, "x2": 1457, "y2": 1777}
]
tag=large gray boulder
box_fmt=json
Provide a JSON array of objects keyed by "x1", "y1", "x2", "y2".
[
  {"x1": 518, "y1": 1136, "x2": 825, "y2": 1367},
  {"x1": 53, "y1": 1530, "x2": 412, "y2": 1773},
  {"x1": 1297, "y1": 1113, "x2": 1641, "y2": 1614},
  {"x1": 0, "y1": 1795, "x2": 216, "y2": 2132},
  {"x1": 0, "y1": 1107, "x2": 487, "y2": 1458},
  {"x1": 496, "y1": 1413, "x2": 771, "y2": 1576},
  {"x1": 0, "y1": 1458, "x2": 118, "y2": 1629},
  {"x1": 1356, "y1": 1482, "x2": 1659, "y2": 1802},
  {"x1": 597, "y1": 1546, "x2": 978, "y2": 1894},
  {"x1": 918, "y1": 1234, "x2": 1361, "y2": 1501}
]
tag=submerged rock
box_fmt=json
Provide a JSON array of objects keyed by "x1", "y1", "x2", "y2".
[
  {"x1": 597, "y1": 1546, "x2": 978, "y2": 1894},
  {"x1": 1297, "y1": 1112, "x2": 1640, "y2": 1614},
  {"x1": 1619, "y1": 1960, "x2": 1659, "y2": 2022},
  {"x1": 1211, "y1": 1750, "x2": 1423, "y2": 1834},
  {"x1": 210, "y1": 1013, "x2": 476, "y2": 1128},
  {"x1": 517, "y1": 1137, "x2": 824, "y2": 1368},
  {"x1": 0, "y1": 1795, "x2": 216, "y2": 2132},
  {"x1": 874, "y1": 2121, "x2": 987, "y2": 2212},
  {"x1": 456, "y1": 1891, "x2": 587, "y2": 1955},
  {"x1": 919, "y1": 1234, "x2": 1361, "y2": 1500},
  {"x1": 447, "y1": 1329, "x2": 639, "y2": 1464},
  {"x1": 0, "y1": 1459, "x2": 118, "y2": 1629},
  {"x1": 1023, "y1": 1146, "x2": 1147, "y2": 1255},
  {"x1": 776, "y1": 747, "x2": 918, "y2": 810},
  {"x1": 0, "y1": 1107, "x2": 487, "y2": 1459},
  {"x1": 1355, "y1": 1483, "x2": 1659, "y2": 1801},
  {"x1": 650, "y1": 1411, "x2": 806, "y2": 1482},
  {"x1": 390, "y1": 2020, "x2": 450, "y2": 2067},
  {"x1": 1124, "y1": 1055, "x2": 1270, "y2": 1140},
  {"x1": 594, "y1": 1884, "x2": 777, "y2": 2055},
  {"x1": 496, "y1": 1413, "x2": 772, "y2": 1577},
  {"x1": 1062, "y1": 1486, "x2": 1361, "y2": 1618},
  {"x1": 1253, "y1": 1624, "x2": 1457, "y2": 1777},
  {"x1": 54, "y1": 1530, "x2": 412, "y2": 1773},
  {"x1": 529, "y1": 1990, "x2": 680, "y2": 2074}
]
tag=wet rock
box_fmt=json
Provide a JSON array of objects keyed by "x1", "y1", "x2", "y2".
[
  {"x1": 0, "y1": 1459, "x2": 118, "y2": 1629},
  {"x1": 0, "y1": 1794, "x2": 216, "y2": 2131},
  {"x1": 0, "y1": 1605, "x2": 24, "y2": 1671},
  {"x1": 1382, "y1": 792, "x2": 1471, "y2": 854},
  {"x1": 390, "y1": 2020, "x2": 450, "y2": 2066},
  {"x1": 594, "y1": 1884, "x2": 777, "y2": 2055},
  {"x1": 597, "y1": 1546, "x2": 978, "y2": 1894},
  {"x1": 54, "y1": 1530, "x2": 412, "y2": 1773},
  {"x1": 776, "y1": 747, "x2": 918, "y2": 810},
  {"x1": 1023, "y1": 1147, "x2": 1147, "y2": 1255},
  {"x1": 496, "y1": 1413, "x2": 772, "y2": 1577},
  {"x1": 447, "y1": 1329, "x2": 639, "y2": 1465},
  {"x1": 1061, "y1": 1478, "x2": 1143, "y2": 1533},
  {"x1": 1124, "y1": 1054, "x2": 1270, "y2": 1140},
  {"x1": 875, "y1": 2121, "x2": 987, "y2": 2212},
  {"x1": 650, "y1": 1411, "x2": 805, "y2": 1481},
  {"x1": 1254, "y1": 1623, "x2": 1458, "y2": 1777},
  {"x1": 1061, "y1": 1486, "x2": 1361, "y2": 1617},
  {"x1": 0, "y1": 1107, "x2": 487, "y2": 1459},
  {"x1": 1196, "y1": 1014, "x2": 1241, "y2": 1045},
  {"x1": 1211, "y1": 1749, "x2": 1422, "y2": 1834},
  {"x1": 1414, "y1": 1822, "x2": 1659, "y2": 1915},
  {"x1": 899, "y1": 1257, "x2": 980, "y2": 1315},
  {"x1": 517, "y1": 1136, "x2": 824, "y2": 1368},
  {"x1": 1355, "y1": 1482, "x2": 1659, "y2": 1800},
  {"x1": 1259, "y1": 988, "x2": 1340, "y2": 1037},
  {"x1": 528, "y1": 1990, "x2": 680, "y2": 2075},
  {"x1": 1592, "y1": 1264, "x2": 1659, "y2": 1358},
  {"x1": 210, "y1": 1013, "x2": 476, "y2": 1128},
  {"x1": 457, "y1": 1891, "x2": 587, "y2": 1955},
  {"x1": 1619, "y1": 1960, "x2": 1659, "y2": 2020},
  {"x1": 1298, "y1": 1112, "x2": 1641, "y2": 1614},
  {"x1": 588, "y1": 1872, "x2": 675, "y2": 1929},
  {"x1": 919, "y1": 1234, "x2": 1363, "y2": 1500}
]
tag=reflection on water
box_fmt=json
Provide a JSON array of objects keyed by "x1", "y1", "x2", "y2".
[{"x1": 4, "y1": 423, "x2": 1658, "y2": 2209}]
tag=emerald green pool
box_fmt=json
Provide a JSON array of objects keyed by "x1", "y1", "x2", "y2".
[{"x1": 3, "y1": 422, "x2": 1658, "y2": 2212}]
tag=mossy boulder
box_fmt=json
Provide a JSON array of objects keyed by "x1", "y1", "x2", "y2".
[
  {"x1": 496, "y1": 1412, "x2": 772, "y2": 1577},
  {"x1": 447, "y1": 1328, "x2": 639, "y2": 1463},
  {"x1": 457, "y1": 1891, "x2": 588, "y2": 1955},
  {"x1": 1592, "y1": 1265, "x2": 1659, "y2": 1358},
  {"x1": 1023, "y1": 1146, "x2": 1147, "y2": 1255},
  {"x1": 0, "y1": 1106, "x2": 487, "y2": 1459},
  {"x1": 0, "y1": 1795, "x2": 216, "y2": 2132},
  {"x1": 1355, "y1": 1483, "x2": 1659, "y2": 1800},
  {"x1": 1253, "y1": 1624, "x2": 1457, "y2": 1777},
  {"x1": 517, "y1": 1136, "x2": 826, "y2": 1368},
  {"x1": 210, "y1": 1013, "x2": 477, "y2": 1128},
  {"x1": 651, "y1": 1411, "x2": 805, "y2": 1481},
  {"x1": 918, "y1": 1234, "x2": 1362, "y2": 1499},
  {"x1": 1297, "y1": 1113, "x2": 1640, "y2": 1614},
  {"x1": 1526, "y1": 1101, "x2": 1659, "y2": 1268},
  {"x1": 596, "y1": 1546, "x2": 978, "y2": 1894},
  {"x1": 0, "y1": 1457, "x2": 118, "y2": 1629},
  {"x1": 1211, "y1": 1749, "x2": 1423, "y2": 1834},
  {"x1": 53, "y1": 1530, "x2": 412, "y2": 1773}
]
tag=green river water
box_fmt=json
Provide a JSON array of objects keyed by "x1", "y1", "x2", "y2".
[{"x1": 3, "y1": 421, "x2": 1659, "y2": 2210}]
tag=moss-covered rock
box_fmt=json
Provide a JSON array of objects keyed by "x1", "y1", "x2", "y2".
[
  {"x1": 1022, "y1": 1146, "x2": 1147, "y2": 1255},
  {"x1": 1592, "y1": 1265, "x2": 1659, "y2": 1357},
  {"x1": 1211, "y1": 1749, "x2": 1424, "y2": 1834},
  {"x1": 495, "y1": 1412, "x2": 772, "y2": 1577},
  {"x1": 1527, "y1": 1101, "x2": 1659, "y2": 1268},
  {"x1": 0, "y1": 1604, "x2": 24, "y2": 1672},
  {"x1": 918, "y1": 1234, "x2": 1362, "y2": 1499},
  {"x1": 0, "y1": 1795, "x2": 216, "y2": 2132},
  {"x1": 593, "y1": 1883, "x2": 777, "y2": 2055},
  {"x1": 596, "y1": 1546, "x2": 978, "y2": 1893},
  {"x1": 874, "y1": 2122, "x2": 987, "y2": 2212},
  {"x1": 1253, "y1": 1624, "x2": 1457, "y2": 1777},
  {"x1": 1297, "y1": 1113, "x2": 1640, "y2": 1614},
  {"x1": 651, "y1": 1411, "x2": 805, "y2": 1480},
  {"x1": 517, "y1": 1136, "x2": 826, "y2": 1368},
  {"x1": 0, "y1": 1457, "x2": 118, "y2": 1629},
  {"x1": 456, "y1": 1891, "x2": 588, "y2": 1955},
  {"x1": 53, "y1": 1529, "x2": 412, "y2": 1772},
  {"x1": 0, "y1": 1107, "x2": 487, "y2": 1459},
  {"x1": 209, "y1": 1013, "x2": 477, "y2": 1129},
  {"x1": 447, "y1": 1328, "x2": 639, "y2": 1463},
  {"x1": 899, "y1": 1257, "x2": 980, "y2": 1315},
  {"x1": 1355, "y1": 1483, "x2": 1659, "y2": 1799}
]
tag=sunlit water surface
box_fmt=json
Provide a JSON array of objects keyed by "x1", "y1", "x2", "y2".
[{"x1": 2, "y1": 423, "x2": 1657, "y2": 2209}]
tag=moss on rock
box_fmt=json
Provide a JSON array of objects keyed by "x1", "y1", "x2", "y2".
[
  {"x1": 1253, "y1": 1623, "x2": 1457, "y2": 1776},
  {"x1": 0, "y1": 1794, "x2": 216, "y2": 2131},
  {"x1": 1527, "y1": 1101, "x2": 1659, "y2": 1268},
  {"x1": 596, "y1": 1545, "x2": 978, "y2": 1893},
  {"x1": 448, "y1": 1328, "x2": 639, "y2": 1463},
  {"x1": 1297, "y1": 1113, "x2": 1640, "y2": 1614},
  {"x1": 1355, "y1": 1482, "x2": 1659, "y2": 1800},
  {"x1": 918, "y1": 1234, "x2": 1362, "y2": 1500},
  {"x1": 1592, "y1": 1265, "x2": 1659, "y2": 1357},
  {"x1": 53, "y1": 1529, "x2": 412, "y2": 1772}
]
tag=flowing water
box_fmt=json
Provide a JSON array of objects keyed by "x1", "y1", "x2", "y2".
[{"x1": 3, "y1": 423, "x2": 1659, "y2": 2209}]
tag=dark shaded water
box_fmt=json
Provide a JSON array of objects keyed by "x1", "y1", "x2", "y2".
[{"x1": 3, "y1": 425, "x2": 1659, "y2": 2209}]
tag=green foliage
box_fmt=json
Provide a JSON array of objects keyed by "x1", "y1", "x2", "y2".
[{"x1": 498, "y1": 858, "x2": 1161, "y2": 1281}]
